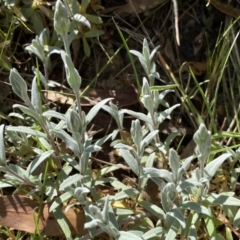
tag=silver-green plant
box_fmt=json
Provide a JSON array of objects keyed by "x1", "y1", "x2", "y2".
[
  {"x1": 130, "y1": 38, "x2": 160, "y2": 86},
  {"x1": 0, "y1": 1, "x2": 113, "y2": 238},
  {"x1": 121, "y1": 77, "x2": 180, "y2": 156},
  {"x1": 144, "y1": 124, "x2": 240, "y2": 239},
  {"x1": 114, "y1": 119, "x2": 159, "y2": 205},
  {"x1": 25, "y1": 28, "x2": 60, "y2": 85},
  {"x1": 2, "y1": 3, "x2": 240, "y2": 240},
  {"x1": 84, "y1": 196, "x2": 120, "y2": 238}
]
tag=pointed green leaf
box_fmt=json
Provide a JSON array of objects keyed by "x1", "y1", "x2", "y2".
[
  {"x1": 6, "y1": 126, "x2": 46, "y2": 138},
  {"x1": 73, "y1": 14, "x2": 91, "y2": 28},
  {"x1": 233, "y1": 208, "x2": 240, "y2": 228},
  {"x1": 193, "y1": 123, "x2": 211, "y2": 163},
  {"x1": 27, "y1": 150, "x2": 54, "y2": 176},
  {"x1": 206, "y1": 193, "x2": 240, "y2": 206},
  {"x1": 122, "y1": 109, "x2": 152, "y2": 125},
  {"x1": 142, "y1": 227, "x2": 165, "y2": 239},
  {"x1": 158, "y1": 104, "x2": 180, "y2": 124},
  {"x1": 168, "y1": 208, "x2": 186, "y2": 229},
  {"x1": 9, "y1": 68, "x2": 30, "y2": 104},
  {"x1": 13, "y1": 104, "x2": 42, "y2": 123},
  {"x1": 139, "y1": 200, "x2": 165, "y2": 219},
  {"x1": 120, "y1": 149, "x2": 139, "y2": 176},
  {"x1": 117, "y1": 231, "x2": 143, "y2": 240},
  {"x1": 50, "y1": 129, "x2": 81, "y2": 157},
  {"x1": 54, "y1": 0, "x2": 70, "y2": 36},
  {"x1": 178, "y1": 155, "x2": 193, "y2": 178},
  {"x1": 53, "y1": 207, "x2": 72, "y2": 238},
  {"x1": 161, "y1": 182, "x2": 177, "y2": 212},
  {"x1": 181, "y1": 201, "x2": 211, "y2": 216},
  {"x1": 204, "y1": 153, "x2": 232, "y2": 180},
  {"x1": 144, "y1": 167, "x2": 173, "y2": 182},
  {"x1": 169, "y1": 149, "x2": 180, "y2": 182},
  {"x1": 61, "y1": 51, "x2": 81, "y2": 91},
  {"x1": 0, "y1": 125, "x2": 6, "y2": 165},
  {"x1": 86, "y1": 98, "x2": 113, "y2": 123},
  {"x1": 31, "y1": 77, "x2": 42, "y2": 114},
  {"x1": 165, "y1": 220, "x2": 179, "y2": 240},
  {"x1": 59, "y1": 173, "x2": 83, "y2": 191}
]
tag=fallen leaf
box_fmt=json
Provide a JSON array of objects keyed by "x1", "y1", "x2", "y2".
[
  {"x1": 103, "y1": 0, "x2": 167, "y2": 15},
  {"x1": 0, "y1": 195, "x2": 87, "y2": 236},
  {"x1": 117, "y1": 0, "x2": 166, "y2": 14},
  {"x1": 210, "y1": 0, "x2": 240, "y2": 18},
  {"x1": 142, "y1": 179, "x2": 160, "y2": 206},
  {"x1": 180, "y1": 139, "x2": 196, "y2": 159},
  {"x1": 82, "y1": 88, "x2": 139, "y2": 107},
  {"x1": 218, "y1": 213, "x2": 240, "y2": 238},
  {"x1": 45, "y1": 87, "x2": 138, "y2": 107},
  {"x1": 175, "y1": 61, "x2": 208, "y2": 76}
]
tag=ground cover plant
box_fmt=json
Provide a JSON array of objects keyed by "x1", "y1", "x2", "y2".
[{"x1": 1, "y1": 0, "x2": 240, "y2": 239}]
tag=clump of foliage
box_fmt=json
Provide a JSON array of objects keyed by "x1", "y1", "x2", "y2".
[{"x1": 1, "y1": 0, "x2": 240, "y2": 240}]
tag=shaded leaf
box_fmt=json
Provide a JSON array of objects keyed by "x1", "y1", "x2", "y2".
[
  {"x1": 117, "y1": 231, "x2": 143, "y2": 240},
  {"x1": 206, "y1": 193, "x2": 240, "y2": 206},
  {"x1": 139, "y1": 200, "x2": 165, "y2": 219},
  {"x1": 50, "y1": 129, "x2": 81, "y2": 157},
  {"x1": 168, "y1": 208, "x2": 186, "y2": 229},
  {"x1": 142, "y1": 227, "x2": 165, "y2": 239},
  {"x1": 26, "y1": 150, "x2": 54, "y2": 176},
  {"x1": 233, "y1": 208, "x2": 240, "y2": 228},
  {"x1": 13, "y1": 104, "x2": 42, "y2": 123},
  {"x1": 115, "y1": 0, "x2": 166, "y2": 15},
  {"x1": 0, "y1": 125, "x2": 6, "y2": 165},
  {"x1": 181, "y1": 201, "x2": 211, "y2": 216},
  {"x1": 6, "y1": 126, "x2": 46, "y2": 138}
]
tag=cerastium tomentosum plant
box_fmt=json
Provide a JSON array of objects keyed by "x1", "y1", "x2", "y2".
[
  {"x1": 2, "y1": 4, "x2": 240, "y2": 239},
  {"x1": 100, "y1": 39, "x2": 240, "y2": 239},
  {"x1": 143, "y1": 124, "x2": 240, "y2": 239},
  {"x1": 101, "y1": 75, "x2": 180, "y2": 207},
  {"x1": 0, "y1": 0, "x2": 115, "y2": 238},
  {"x1": 128, "y1": 39, "x2": 180, "y2": 154},
  {"x1": 130, "y1": 38, "x2": 160, "y2": 86},
  {"x1": 25, "y1": 28, "x2": 58, "y2": 86}
]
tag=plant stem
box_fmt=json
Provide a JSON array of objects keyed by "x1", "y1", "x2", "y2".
[{"x1": 62, "y1": 35, "x2": 71, "y2": 57}]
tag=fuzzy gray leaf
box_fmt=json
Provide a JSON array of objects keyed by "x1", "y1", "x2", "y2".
[
  {"x1": 144, "y1": 167, "x2": 173, "y2": 182},
  {"x1": 181, "y1": 201, "x2": 211, "y2": 216},
  {"x1": 120, "y1": 149, "x2": 139, "y2": 176},
  {"x1": 204, "y1": 153, "x2": 232, "y2": 181},
  {"x1": 0, "y1": 125, "x2": 6, "y2": 165}
]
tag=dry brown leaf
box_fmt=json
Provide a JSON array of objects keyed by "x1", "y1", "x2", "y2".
[
  {"x1": 0, "y1": 195, "x2": 87, "y2": 236},
  {"x1": 175, "y1": 62, "x2": 208, "y2": 76},
  {"x1": 116, "y1": 0, "x2": 167, "y2": 15},
  {"x1": 157, "y1": 44, "x2": 208, "y2": 76},
  {"x1": 218, "y1": 213, "x2": 240, "y2": 238},
  {"x1": 45, "y1": 88, "x2": 138, "y2": 107},
  {"x1": 45, "y1": 91, "x2": 74, "y2": 105},
  {"x1": 210, "y1": 0, "x2": 240, "y2": 18},
  {"x1": 180, "y1": 139, "x2": 196, "y2": 159},
  {"x1": 142, "y1": 179, "x2": 160, "y2": 206}
]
